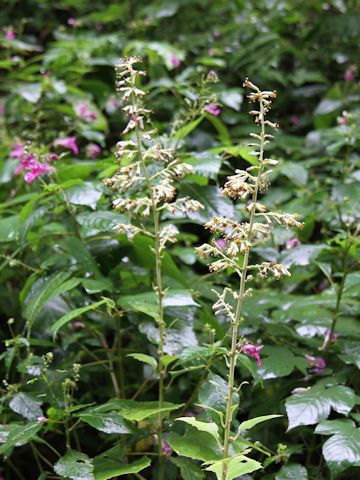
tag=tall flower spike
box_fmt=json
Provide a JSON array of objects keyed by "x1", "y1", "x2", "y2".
[
  {"x1": 105, "y1": 57, "x2": 203, "y2": 480},
  {"x1": 195, "y1": 79, "x2": 303, "y2": 480}
]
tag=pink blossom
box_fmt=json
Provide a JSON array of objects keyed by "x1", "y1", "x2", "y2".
[
  {"x1": 162, "y1": 441, "x2": 172, "y2": 456},
  {"x1": 305, "y1": 354, "x2": 326, "y2": 373},
  {"x1": 10, "y1": 143, "x2": 25, "y2": 159},
  {"x1": 290, "y1": 116, "x2": 300, "y2": 126},
  {"x1": 241, "y1": 344, "x2": 264, "y2": 367},
  {"x1": 75, "y1": 102, "x2": 97, "y2": 122},
  {"x1": 324, "y1": 328, "x2": 337, "y2": 342},
  {"x1": 54, "y1": 136, "x2": 79, "y2": 155},
  {"x1": 86, "y1": 143, "x2": 101, "y2": 159},
  {"x1": 67, "y1": 18, "x2": 78, "y2": 27},
  {"x1": 206, "y1": 70, "x2": 219, "y2": 82},
  {"x1": 14, "y1": 152, "x2": 37, "y2": 175},
  {"x1": 344, "y1": 64, "x2": 356, "y2": 82},
  {"x1": 47, "y1": 153, "x2": 59, "y2": 162},
  {"x1": 215, "y1": 239, "x2": 226, "y2": 250},
  {"x1": 105, "y1": 95, "x2": 121, "y2": 114},
  {"x1": 5, "y1": 27, "x2": 16, "y2": 40},
  {"x1": 337, "y1": 110, "x2": 349, "y2": 125},
  {"x1": 24, "y1": 162, "x2": 53, "y2": 184},
  {"x1": 170, "y1": 53, "x2": 181, "y2": 68},
  {"x1": 37, "y1": 416, "x2": 48, "y2": 423},
  {"x1": 212, "y1": 31, "x2": 220, "y2": 38},
  {"x1": 204, "y1": 103, "x2": 221, "y2": 116},
  {"x1": 208, "y1": 48, "x2": 215, "y2": 57},
  {"x1": 285, "y1": 237, "x2": 300, "y2": 249}
]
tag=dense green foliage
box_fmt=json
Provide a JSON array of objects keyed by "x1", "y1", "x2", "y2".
[{"x1": 0, "y1": 1, "x2": 359, "y2": 479}]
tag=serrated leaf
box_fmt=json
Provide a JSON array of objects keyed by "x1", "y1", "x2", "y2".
[
  {"x1": 127, "y1": 353, "x2": 158, "y2": 370},
  {"x1": 51, "y1": 299, "x2": 108, "y2": 338},
  {"x1": 9, "y1": 393, "x2": 43, "y2": 421},
  {"x1": 168, "y1": 430, "x2": 222, "y2": 462},
  {"x1": 54, "y1": 450, "x2": 94, "y2": 480},
  {"x1": 285, "y1": 385, "x2": 356, "y2": 430},
  {"x1": 65, "y1": 182, "x2": 102, "y2": 210},
  {"x1": 78, "y1": 411, "x2": 132, "y2": 434},
  {"x1": 176, "y1": 417, "x2": 220, "y2": 441},
  {"x1": 0, "y1": 422, "x2": 42, "y2": 455},
  {"x1": 238, "y1": 414, "x2": 282, "y2": 433}
]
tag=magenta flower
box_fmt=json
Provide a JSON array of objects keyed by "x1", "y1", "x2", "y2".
[
  {"x1": 215, "y1": 238, "x2": 226, "y2": 250},
  {"x1": 67, "y1": 18, "x2": 78, "y2": 27},
  {"x1": 54, "y1": 136, "x2": 79, "y2": 155},
  {"x1": 344, "y1": 64, "x2": 356, "y2": 82},
  {"x1": 47, "y1": 153, "x2": 59, "y2": 162},
  {"x1": 75, "y1": 102, "x2": 97, "y2": 122},
  {"x1": 5, "y1": 27, "x2": 16, "y2": 40},
  {"x1": 204, "y1": 103, "x2": 221, "y2": 116},
  {"x1": 289, "y1": 116, "x2": 300, "y2": 126},
  {"x1": 86, "y1": 143, "x2": 101, "y2": 159},
  {"x1": 24, "y1": 162, "x2": 53, "y2": 184},
  {"x1": 285, "y1": 237, "x2": 300, "y2": 249},
  {"x1": 37, "y1": 416, "x2": 48, "y2": 423},
  {"x1": 305, "y1": 354, "x2": 326, "y2": 373},
  {"x1": 241, "y1": 344, "x2": 264, "y2": 367},
  {"x1": 14, "y1": 152, "x2": 37, "y2": 175},
  {"x1": 10, "y1": 143, "x2": 25, "y2": 159},
  {"x1": 170, "y1": 53, "x2": 181, "y2": 68},
  {"x1": 337, "y1": 110, "x2": 349, "y2": 126},
  {"x1": 162, "y1": 441, "x2": 172, "y2": 456},
  {"x1": 206, "y1": 70, "x2": 219, "y2": 82},
  {"x1": 324, "y1": 328, "x2": 337, "y2": 342}
]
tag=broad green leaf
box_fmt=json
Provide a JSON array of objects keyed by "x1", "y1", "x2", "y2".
[
  {"x1": 78, "y1": 411, "x2": 132, "y2": 434},
  {"x1": 51, "y1": 299, "x2": 108, "y2": 338},
  {"x1": 176, "y1": 417, "x2": 220, "y2": 441},
  {"x1": 0, "y1": 215, "x2": 20, "y2": 242},
  {"x1": 119, "y1": 289, "x2": 198, "y2": 320},
  {"x1": 54, "y1": 450, "x2": 94, "y2": 480},
  {"x1": 338, "y1": 340, "x2": 360, "y2": 369},
  {"x1": 174, "y1": 116, "x2": 204, "y2": 139},
  {"x1": 238, "y1": 414, "x2": 282, "y2": 433},
  {"x1": 256, "y1": 346, "x2": 307, "y2": 380},
  {"x1": 0, "y1": 422, "x2": 42, "y2": 455},
  {"x1": 94, "y1": 451, "x2": 150, "y2": 480},
  {"x1": 220, "y1": 89, "x2": 243, "y2": 111},
  {"x1": 76, "y1": 211, "x2": 128, "y2": 233},
  {"x1": 199, "y1": 373, "x2": 238, "y2": 414},
  {"x1": 315, "y1": 420, "x2": 360, "y2": 477},
  {"x1": 24, "y1": 272, "x2": 80, "y2": 327},
  {"x1": 17, "y1": 83, "x2": 42, "y2": 103},
  {"x1": 95, "y1": 399, "x2": 183, "y2": 422},
  {"x1": 286, "y1": 385, "x2": 356, "y2": 430},
  {"x1": 9, "y1": 393, "x2": 43, "y2": 421},
  {"x1": 275, "y1": 463, "x2": 308, "y2": 479},
  {"x1": 281, "y1": 245, "x2": 326, "y2": 267},
  {"x1": 205, "y1": 455, "x2": 262, "y2": 480},
  {"x1": 168, "y1": 430, "x2": 222, "y2": 462},
  {"x1": 279, "y1": 161, "x2": 308, "y2": 187},
  {"x1": 127, "y1": 353, "x2": 157, "y2": 370},
  {"x1": 186, "y1": 152, "x2": 222, "y2": 180},
  {"x1": 170, "y1": 456, "x2": 205, "y2": 480},
  {"x1": 65, "y1": 181, "x2": 102, "y2": 210}
]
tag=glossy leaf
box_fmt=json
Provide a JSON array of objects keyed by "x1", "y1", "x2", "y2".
[
  {"x1": 127, "y1": 353, "x2": 158, "y2": 370},
  {"x1": 205, "y1": 455, "x2": 262, "y2": 480},
  {"x1": 54, "y1": 450, "x2": 94, "y2": 480},
  {"x1": 9, "y1": 393, "x2": 43, "y2": 421},
  {"x1": 275, "y1": 463, "x2": 308, "y2": 479},
  {"x1": 176, "y1": 417, "x2": 220, "y2": 441},
  {"x1": 78, "y1": 411, "x2": 132, "y2": 434}
]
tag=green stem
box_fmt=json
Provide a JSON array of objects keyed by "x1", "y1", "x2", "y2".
[
  {"x1": 132, "y1": 83, "x2": 165, "y2": 479},
  {"x1": 221, "y1": 99, "x2": 266, "y2": 480}
]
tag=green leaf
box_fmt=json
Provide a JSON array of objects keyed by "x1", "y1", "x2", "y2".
[
  {"x1": 281, "y1": 245, "x2": 326, "y2": 267},
  {"x1": 60, "y1": 237, "x2": 102, "y2": 278},
  {"x1": 279, "y1": 161, "x2": 308, "y2": 187},
  {"x1": 24, "y1": 272, "x2": 80, "y2": 328},
  {"x1": 65, "y1": 182, "x2": 102, "y2": 210},
  {"x1": 94, "y1": 451, "x2": 150, "y2": 480},
  {"x1": 0, "y1": 422, "x2": 42, "y2": 455},
  {"x1": 238, "y1": 414, "x2": 282, "y2": 433},
  {"x1": 256, "y1": 346, "x2": 307, "y2": 380},
  {"x1": 199, "y1": 373, "x2": 238, "y2": 414},
  {"x1": 285, "y1": 385, "x2": 356, "y2": 430},
  {"x1": 186, "y1": 152, "x2": 222, "y2": 180},
  {"x1": 220, "y1": 89, "x2": 243, "y2": 111},
  {"x1": 174, "y1": 116, "x2": 204, "y2": 140},
  {"x1": 17, "y1": 83, "x2": 42, "y2": 103},
  {"x1": 118, "y1": 401, "x2": 183, "y2": 422},
  {"x1": 76, "y1": 211, "x2": 128, "y2": 233},
  {"x1": 176, "y1": 417, "x2": 220, "y2": 441},
  {"x1": 9, "y1": 393, "x2": 43, "y2": 421},
  {"x1": 205, "y1": 455, "x2": 262, "y2": 480},
  {"x1": 51, "y1": 299, "x2": 108, "y2": 338},
  {"x1": 168, "y1": 430, "x2": 222, "y2": 462},
  {"x1": 127, "y1": 353, "x2": 157, "y2": 371},
  {"x1": 178, "y1": 184, "x2": 234, "y2": 225},
  {"x1": 78, "y1": 412, "x2": 132, "y2": 434},
  {"x1": 315, "y1": 420, "x2": 360, "y2": 477},
  {"x1": 275, "y1": 463, "x2": 308, "y2": 479},
  {"x1": 0, "y1": 215, "x2": 20, "y2": 242},
  {"x1": 54, "y1": 450, "x2": 94, "y2": 480},
  {"x1": 170, "y1": 457, "x2": 205, "y2": 480},
  {"x1": 119, "y1": 289, "x2": 198, "y2": 320}
]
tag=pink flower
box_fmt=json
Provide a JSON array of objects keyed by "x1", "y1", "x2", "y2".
[
  {"x1": 10, "y1": 143, "x2": 25, "y2": 159},
  {"x1": 204, "y1": 103, "x2": 221, "y2": 116},
  {"x1": 241, "y1": 344, "x2": 264, "y2": 367},
  {"x1": 24, "y1": 162, "x2": 53, "y2": 183},
  {"x1": 208, "y1": 48, "x2": 215, "y2": 57},
  {"x1": 37, "y1": 416, "x2": 48, "y2": 423},
  {"x1": 285, "y1": 237, "x2": 300, "y2": 249},
  {"x1": 212, "y1": 31, "x2": 220, "y2": 38},
  {"x1": 170, "y1": 53, "x2": 181, "y2": 68},
  {"x1": 54, "y1": 136, "x2": 79, "y2": 155},
  {"x1": 324, "y1": 328, "x2": 337, "y2": 342},
  {"x1": 47, "y1": 153, "x2": 59, "y2": 162},
  {"x1": 75, "y1": 102, "x2": 97, "y2": 122},
  {"x1": 289, "y1": 116, "x2": 300, "y2": 126},
  {"x1": 105, "y1": 95, "x2": 121, "y2": 114},
  {"x1": 162, "y1": 441, "x2": 172, "y2": 456},
  {"x1": 344, "y1": 64, "x2": 356, "y2": 82},
  {"x1": 86, "y1": 143, "x2": 101, "y2": 159},
  {"x1": 206, "y1": 70, "x2": 219, "y2": 82},
  {"x1": 67, "y1": 18, "x2": 78, "y2": 27},
  {"x1": 337, "y1": 110, "x2": 349, "y2": 125},
  {"x1": 305, "y1": 354, "x2": 326, "y2": 373},
  {"x1": 5, "y1": 27, "x2": 16, "y2": 40},
  {"x1": 14, "y1": 152, "x2": 37, "y2": 175},
  {"x1": 215, "y1": 239, "x2": 226, "y2": 250}
]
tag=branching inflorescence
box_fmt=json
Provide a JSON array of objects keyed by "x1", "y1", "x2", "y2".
[
  {"x1": 104, "y1": 56, "x2": 203, "y2": 479},
  {"x1": 196, "y1": 79, "x2": 303, "y2": 480}
]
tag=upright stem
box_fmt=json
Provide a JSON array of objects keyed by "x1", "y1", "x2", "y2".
[
  {"x1": 221, "y1": 100, "x2": 266, "y2": 480},
  {"x1": 132, "y1": 86, "x2": 165, "y2": 479}
]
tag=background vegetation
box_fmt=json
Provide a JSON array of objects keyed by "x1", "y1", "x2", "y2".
[{"x1": 0, "y1": 1, "x2": 359, "y2": 479}]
